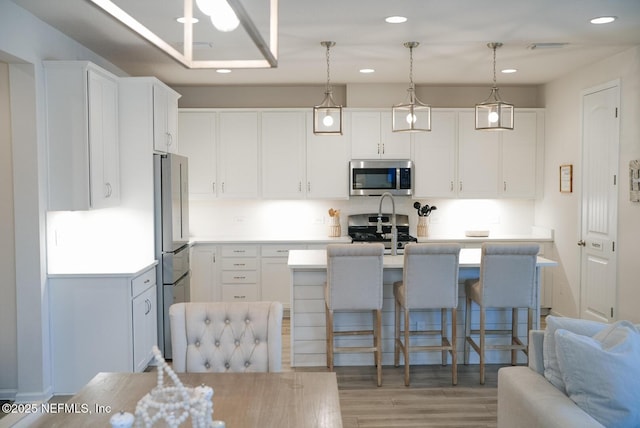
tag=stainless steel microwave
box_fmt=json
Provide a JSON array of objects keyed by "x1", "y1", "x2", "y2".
[{"x1": 350, "y1": 159, "x2": 413, "y2": 196}]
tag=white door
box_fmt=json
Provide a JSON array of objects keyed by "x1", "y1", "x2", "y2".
[{"x1": 580, "y1": 81, "x2": 620, "y2": 323}]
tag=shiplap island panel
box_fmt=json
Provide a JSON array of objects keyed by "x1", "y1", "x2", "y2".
[{"x1": 287, "y1": 249, "x2": 556, "y2": 367}]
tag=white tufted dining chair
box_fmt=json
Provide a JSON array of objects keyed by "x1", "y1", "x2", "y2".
[
  {"x1": 325, "y1": 243, "x2": 385, "y2": 386},
  {"x1": 464, "y1": 243, "x2": 539, "y2": 384},
  {"x1": 169, "y1": 301, "x2": 283, "y2": 373},
  {"x1": 393, "y1": 243, "x2": 461, "y2": 386}
]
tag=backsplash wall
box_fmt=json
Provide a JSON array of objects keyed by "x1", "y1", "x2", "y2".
[{"x1": 189, "y1": 198, "x2": 538, "y2": 239}]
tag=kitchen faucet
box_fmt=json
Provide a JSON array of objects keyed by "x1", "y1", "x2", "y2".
[{"x1": 377, "y1": 192, "x2": 398, "y2": 256}]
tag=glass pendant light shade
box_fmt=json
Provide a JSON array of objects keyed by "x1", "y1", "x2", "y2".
[
  {"x1": 313, "y1": 41, "x2": 343, "y2": 135},
  {"x1": 475, "y1": 43, "x2": 514, "y2": 130},
  {"x1": 392, "y1": 42, "x2": 431, "y2": 132}
]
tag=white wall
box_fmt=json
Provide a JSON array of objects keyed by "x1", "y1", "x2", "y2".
[
  {"x1": 189, "y1": 198, "x2": 537, "y2": 239},
  {"x1": 0, "y1": 0, "x2": 125, "y2": 401},
  {"x1": 0, "y1": 61, "x2": 18, "y2": 400},
  {"x1": 538, "y1": 46, "x2": 640, "y2": 322}
]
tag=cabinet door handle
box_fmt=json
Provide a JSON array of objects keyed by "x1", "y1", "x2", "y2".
[
  {"x1": 377, "y1": 143, "x2": 380, "y2": 154},
  {"x1": 382, "y1": 143, "x2": 385, "y2": 154},
  {"x1": 459, "y1": 182, "x2": 463, "y2": 192},
  {"x1": 504, "y1": 181, "x2": 507, "y2": 191},
  {"x1": 450, "y1": 181, "x2": 454, "y2": 192},
  {"x1": 233, "y1": 276, "x2": 246, "y2": 280},
  {"x1": 145, "y1": 299, "x2": 151, "y2": 315},
  {"x1": 167, "y1": 133, "x2": 173, "y2": 146},
  {"x1": 298, "y1": 182, "x2": 302, "y2": 192},
  {"x1": 105, "y1": 182, "x2": 112, "y2": 198},
  {"x1": 212, "y1": 182, "x2": 216, "y2": 193},
  {"x1": 307, "y1": 182, "x2": 311, "y2": 192},
  {"x1": 233, "y1": 263, "x2": 246, "y2": 267},
  {"x1": 221, "y1": 182, "x2": 225, "y2": 193}
]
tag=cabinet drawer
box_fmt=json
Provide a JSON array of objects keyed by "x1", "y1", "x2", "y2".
[
  {"x1": 131, "y1": 268, "x2": 156, "y2": 297},
  {"x1": 221, "y1": 246, "x2": 258, "y2": 257},
  {"x1": 221, "y1": 284, "x2": 259, "y2": 302},
  {"x1": 261, "y1": 244, "x2": 306, "y2": 258},
  {"x1": 222, "y1": 270, "x2": 258, "y2": 283},
  {"x1": 221, "y1": 258, "x2": 258, "y2": 270}
]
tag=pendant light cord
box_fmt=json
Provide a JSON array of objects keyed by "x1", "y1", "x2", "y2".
[
  {"x1": 492, "y1": 44, "x2": 497, "y2": 88},
  {"x1": 325, "y1": 43, "x2": 332, "y2": 94},
  {"x1": 409, "y1": 44, "x2": 415, "y2": 91}
]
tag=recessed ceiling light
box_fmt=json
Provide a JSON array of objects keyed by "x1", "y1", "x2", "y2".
[
  {"x1": 501, "y1": 68, "x2": 517, "y2": 74},
  {"x1": 176, "y1": 16, "x2": 199, "y2": 24},
  {"x1": 385, "y1": 16, "x2": 407, "y2": 24},
  {"x1": 590, "y1": 16, "x2": 617, "y2": 24},
  {"x1": 359, "y1": 68, "x2": 375, "y2": 74},
  {"x1": 216, "y1": 69, "x2": 232, "y2": 74}
]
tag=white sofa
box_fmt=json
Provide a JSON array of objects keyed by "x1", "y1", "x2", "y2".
[{"x1": 497, "y1": 329, "x2": 604, "y2": 428}]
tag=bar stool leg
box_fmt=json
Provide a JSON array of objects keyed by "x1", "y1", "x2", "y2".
[
  {"x1": 451, "y1": 307, "x2": 458, "y2": 386},
  {"x1": 511, "y1": 308, "x2": 518, "y2": 365},
  {"x1": 403, "y1": 308, "x2": 410, "y2": 386},
  {"x1": 375, "y1": 309, "x2": 383, "y2": 387},
  {"x1": 441, "y1": 308, "x2": 447, "y2": 366},
  {"x1": 326, "y1": 304, "x2": 334, "y2": 371},
  {"x1": 479, "y1": 307, "x2": 486, "y2": 385},
  {"x1": 464, "y1": 296, "x2": 471, "y2": 365},
  {"x1": 394, "y1": 297, "x2": 401, "y2": 367}
]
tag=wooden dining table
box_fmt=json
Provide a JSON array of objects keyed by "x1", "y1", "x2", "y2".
[{"x1": 27, "y1": 371, "x2": 343, "y2": 427}]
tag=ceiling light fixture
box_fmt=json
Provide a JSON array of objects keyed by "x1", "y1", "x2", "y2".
[
  {"x1": 590, "y1": 16, "x2": 617, "y2": 24},
  {"x1": 385, "y1": 16, "x2": 407, "y2": 24},
  {"x1": 360, "y1": 68, "x2": 375, "y2": 74},
  {"x1": 88, "y1": 0, "x2": 278, "y2": 69},
  {"x1": 475, "y1": 42, "x2": 514, "y2": 131},
  {"x1": 313, "y1": 41, "x2": 343, "y2": 135},
  {"x1": 501, "y1": 68, "x2": 517, "y2": 74},
  {"x1": 196, "y1": 0, "x2": 240, "y2": 32},
  {"x1": 392, "y1": 42, "x2": 431, "y2": 133},
  {"x1": 176, "y1": 16, "x2": 199, "y2": 24}
]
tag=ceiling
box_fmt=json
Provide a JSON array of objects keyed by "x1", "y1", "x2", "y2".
[{"x1": 13, "y1": 0, "x2": 640, "y2": 86}]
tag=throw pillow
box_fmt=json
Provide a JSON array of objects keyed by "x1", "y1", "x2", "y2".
[
  {"x1": 554, "y1": 321, "x2": 640, "y2": 428},
  {"x1": 543, "y1": 315, "x2": 607, "y2": 392}
]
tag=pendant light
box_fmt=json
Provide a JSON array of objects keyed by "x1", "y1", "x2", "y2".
[
  {"x1": 475, "y1": 42, "x2": 514, "y2": 130},
  {"x1": 313, "y1": 41, "x2": 343, "y2": 135},
  {"x1": 392, "y1": 42, "x2": 431, "y2": 133}
]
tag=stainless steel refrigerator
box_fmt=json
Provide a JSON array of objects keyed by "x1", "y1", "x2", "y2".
[{"x1": 154, "y1": 153, "x2": 190, "y2": 359}]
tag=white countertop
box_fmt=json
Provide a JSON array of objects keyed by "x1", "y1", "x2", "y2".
[
  {"x1": 191, "y1": 236, "x2": 352, "y2": 244},
  {"x1": 287, "y1": 248, "x2": 557, "y2": 269},
  {"x1": 47, "y1": 260, "x2": 158, "y2": 278}
]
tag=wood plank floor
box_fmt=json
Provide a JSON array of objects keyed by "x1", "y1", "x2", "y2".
[{"x1": 282, "y1": 318, "x2": 501, "y2": 428}]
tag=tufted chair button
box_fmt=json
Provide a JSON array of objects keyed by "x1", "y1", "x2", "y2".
[
  {"x1": 225, "y1": 362, "x2": 230, "y2": 369},
  {"x1": 234, "y1": 340, "x2": 240, "y2": 346},
  {"x1": 204, "y1": 318, "x2": 211, "y2": 325},
  {"x1": 215, "y1": 340, "x2": 220, "y2": 347},
  {"x1": 244, "y1": 361, "x2": 250, "y2": 368},
  {"x1": 204, "y1": 362, "x2": 211, "y2": 369},
  {"x1": 195, "y1": 340, "x2": 200, "y2": 347},
  {"x1": 254, "y1": 339, "x2": 260, "y2": 345},
  {"x1": 225, "y1": 318, "x2": 230, "y2": 324},
  {"x1": 245, "y1": 318, "x2": 250, "y2": 324}
]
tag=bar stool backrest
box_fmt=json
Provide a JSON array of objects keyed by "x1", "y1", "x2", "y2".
[
  {"x1": 326, "y1": 243, "x2": 384, "y2": 311},
  {"x1": 479, "y1": 243, "x2": 539, "y2": 309},
  {"x1": 402, "y1": 243, "x2": 461, "y2": 309}
]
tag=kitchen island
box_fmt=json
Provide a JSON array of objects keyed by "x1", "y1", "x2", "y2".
[{"x1": 288, "y1": 248, "x2": 556, "y2": 367}]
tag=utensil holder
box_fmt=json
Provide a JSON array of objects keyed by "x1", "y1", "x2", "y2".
[
  {"x1": 328, "y1": 217, "x2": 341, "y2": 237},
  {"x1": 417, "y1": 217, "x2": 429, "y2": 237}
]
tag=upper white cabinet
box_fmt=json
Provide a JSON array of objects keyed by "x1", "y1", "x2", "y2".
[
  {"x1": 350, "y1": 110, "x2": 411, "y2": 159},
  {"x1": 178, "y1": 111, "x2": 217, "y2": 199},
  {"x1": 457, "y1": 111, "x2": 501, "y2": 198},
  {"x1": 413, "y1": 109, "x2": 542, "y2": 199},
  {"x1": 261, "y1": 111, "x2": 306, "y2": 199},
  {"x1": 153, "y1": 83, "x2": 181, "y2": 153},
  {"x1": 45, "y1": 61, "x2": 120, "y2": 211},
  {"x1": 305, "y1": 112, "x2": 350, "y2": 199},
  {"x1": 412, "y1": 111, "x2": 458, "y2": 198},
  {"x1": 218, "y1": 111, "x2": 260, "y2": 198}
]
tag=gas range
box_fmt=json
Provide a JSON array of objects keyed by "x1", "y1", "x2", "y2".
[{"x1": 347, "y1": 213, "x2": 417, "y2": 254}]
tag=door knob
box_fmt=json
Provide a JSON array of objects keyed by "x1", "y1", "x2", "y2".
[{"x1": 577, "y1": 240, "x2": 586, "y2": 247}]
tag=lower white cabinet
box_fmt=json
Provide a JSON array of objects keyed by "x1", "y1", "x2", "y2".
[
  {"x1": 49, "y1": 264, "x2": 157, "y2": 393},
  {"x1": 261, "y1": 245, "x2": 305, "y2": 309},
  {"x1": 220, "y1": 245, "x2": 260, "y2": 302},
  {"x1": 190, "y1": 244, "x2": 218, "y2": 301}
]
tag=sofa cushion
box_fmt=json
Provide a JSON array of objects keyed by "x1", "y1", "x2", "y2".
[
  {"x1": 543, "y1": 315, "x2": 607, "y2": 392},
  {"x1": 554, "y1": 321, "x2": 640, "y2": 428}
]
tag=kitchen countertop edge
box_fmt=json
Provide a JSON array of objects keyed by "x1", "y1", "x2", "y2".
[{"x1": 47, "y1": 260, "x2": 158, "y2": 278}]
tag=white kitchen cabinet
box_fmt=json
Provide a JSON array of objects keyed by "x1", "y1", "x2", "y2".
[
  {"x1": 261, "y1": 111, "x2": 306, "y2": 199},
  {"x1": 457, "y1": 111, "x2": 501, "y2": 197},
  {"x1": 190, "y1": 244, "x2": 218, "y2": 301},
  {"x1": 350, "y1": 110, "x2": 411, "y2": 159},
  {"x1": 153, "y1": 82, "x2": 181, "y2": 153},
  {"x1": 220, "y1": 245, "x2": 260, "y2": 302},
  {"x1": 218, "y1": 111, "x2": 259, "y2": 198},
  {"x1": 49, "y1": 264, "x2": 158, "y2": 393},
  {"x1": 500, "y1": 111, "x2": 539, "y2": 198},
  {"x1": 412, "y1": 111, "x2": 457, "y2": 198},
  {"x1": 306, "y1": 112, "x2": 350, "y2": 199},
  {"x1": 44, "y1": 61, "x2": 120, "y2": 210},
  {"x1": 261, "y1": 245, "x2": 305, "y2": 310},
  {"x1": 179, "y1": 111, "x2": 217, "y2": 199},
  {"x1": 132, "y1": 279, "x2": 157, "y2": 373}
]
